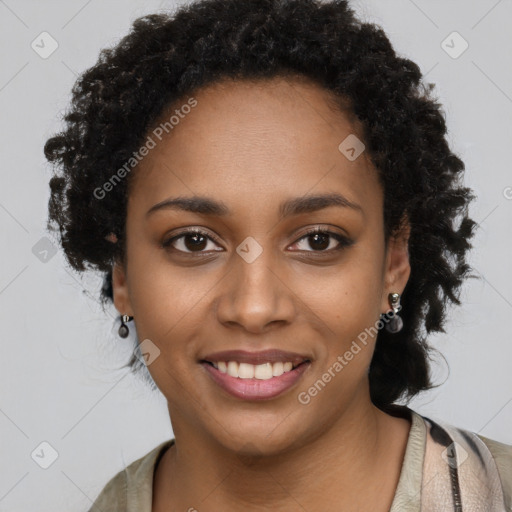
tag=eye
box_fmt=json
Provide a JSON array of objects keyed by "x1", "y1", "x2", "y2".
[
  {"x1": 162, "y1": 228, "x2": 223, "y2": 254},
  {"x1": 290, "y1": 227, "x2": 353, "y2": 253},
  {"x1": 162, "y1": 226, "x2": 353, "y2": 255}
]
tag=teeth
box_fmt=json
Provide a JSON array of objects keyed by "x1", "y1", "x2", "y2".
[{"x1": 211, "y1": 361, "x2": 298, "y2": 380}]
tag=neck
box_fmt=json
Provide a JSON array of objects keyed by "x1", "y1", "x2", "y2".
[{"x1": 153, "y1": 394, "x2": 411, "y2": 512}]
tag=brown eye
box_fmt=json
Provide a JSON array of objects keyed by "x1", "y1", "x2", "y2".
[
  {"x1": 162, "y1": 229, "x2": 223, "y2": 254},
  {"x1": 291, "y1": 228, "x2": 353, "y2": 253},
  {"x1": 306, "y1": 232, "x2": 330, "y2": 251}
]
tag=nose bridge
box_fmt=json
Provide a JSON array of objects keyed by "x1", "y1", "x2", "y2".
[
  {"x1": 237, "y1": 243, "x2": 275, "y2": 296},
  {"x1": 217, "y1": 236, "x2": 294, "y2": 330}
]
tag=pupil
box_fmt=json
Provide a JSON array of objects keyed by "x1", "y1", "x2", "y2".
[
  {"x1": 310, "y1": 233, "x2": 329, "y2": 250},
  {"x1": 185, "y1": 233, "x2": 207, "y2": 251}
]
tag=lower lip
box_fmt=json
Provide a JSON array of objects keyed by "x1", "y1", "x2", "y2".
[{"x1": 200, "y1": 361, "x2": 311, "y2": 401}]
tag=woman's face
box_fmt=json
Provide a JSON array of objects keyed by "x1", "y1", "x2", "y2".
[{"x1": 112, "y1": 76, "x2": 410, "y2": 454}]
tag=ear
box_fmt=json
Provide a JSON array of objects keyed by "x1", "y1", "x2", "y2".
[
  {"x1": 381, "y1": 214, "x2": 411, "y2": 314},
  {"x1": 112, "y1": 261, "x2": 134, "y2": 317}
]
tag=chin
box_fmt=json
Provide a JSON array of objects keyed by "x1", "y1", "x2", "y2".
[{"x1": 209, "y1": 418, "x2": 308, "y2": 459}]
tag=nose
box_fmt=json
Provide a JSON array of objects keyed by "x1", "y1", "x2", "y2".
[{"x1": 215, "y1": 241, "x2": 296, "y2": 334}]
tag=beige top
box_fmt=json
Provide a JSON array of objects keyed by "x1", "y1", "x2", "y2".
[{"x1": 89, "y1": 406, "x2": 512, "y2": 511}]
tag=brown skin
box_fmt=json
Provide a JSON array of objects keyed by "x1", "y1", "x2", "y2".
[{"x1": 112, "y1": 76, "x2": 412, "y2": 512}]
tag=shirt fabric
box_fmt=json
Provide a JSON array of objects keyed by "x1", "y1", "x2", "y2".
[{"x1": 88, "y1": 406, "x2": 512, "y2": 512}]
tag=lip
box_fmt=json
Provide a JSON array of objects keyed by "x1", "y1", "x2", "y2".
[
  {"x1": 200, "y1": 349, "x2": 311, "y2": 366},
  {"x1": 200, "y1": 360, "x2": 311, "y2": 400}
]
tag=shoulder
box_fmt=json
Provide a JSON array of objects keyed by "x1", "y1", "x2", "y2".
[
  {"x1": 416, "y1": 410, "x2": 512, "y2": 511},
  {"x1": 89, "y1": 466, "x2": 128, "y2": 512},
  {"x1": 477, "y1": 434, "x2": 512, "y2": 499},
  {"x1": 88, "y1": 439, "x2": 174, "y2": 512}
]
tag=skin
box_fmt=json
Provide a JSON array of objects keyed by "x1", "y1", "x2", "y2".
[{"x1": 112, "y1": 75, "x2": 412, "y2": 512}]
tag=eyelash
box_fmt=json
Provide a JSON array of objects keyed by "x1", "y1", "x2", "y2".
[{"x1": 162, "y1": 227, "x2": 353, "y2": 255}]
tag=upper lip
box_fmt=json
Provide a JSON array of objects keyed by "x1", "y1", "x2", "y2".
[{"x1": 201, "y1": 349, "x2": 311, "y2": 366}]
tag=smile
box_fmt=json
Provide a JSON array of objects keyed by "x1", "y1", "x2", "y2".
[{"x1": 200, "y1": 360, "x2": 311, "y2": 400}]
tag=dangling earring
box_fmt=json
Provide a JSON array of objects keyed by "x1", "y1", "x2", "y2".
[
  {"x1": 118, "y1": 314, "x2": 134, "y2": 338},
  {"x1": 385, "y1": 292, "x2": 403, "y2": 333}
]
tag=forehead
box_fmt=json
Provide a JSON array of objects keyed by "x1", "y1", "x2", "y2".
[
  {"x1": 128, "y1": 75, "x2": 380, "y2": 216},
  {"x1": 155, "y1": 74, "x2": 363, "y2": 148}
]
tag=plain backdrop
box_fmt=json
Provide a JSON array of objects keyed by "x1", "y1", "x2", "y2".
[{"x1": 0, "y1": 0, "x2": 511, "y2": 510}]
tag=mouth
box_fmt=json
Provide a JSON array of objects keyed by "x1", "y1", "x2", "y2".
[
  {"x1": 200, "y1": 348, "x2": 311, "y2": 368},
  {"x1": 201, "y1": 359, "x2": 309, "y2": 375},
  {"x1": 199, "y1": 357, "x2": 312, "y2": 401}
]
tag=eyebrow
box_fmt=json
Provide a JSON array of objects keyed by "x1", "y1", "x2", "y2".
[{"x1": 146, "y1": 192, "x2": 363, "y2": 220}]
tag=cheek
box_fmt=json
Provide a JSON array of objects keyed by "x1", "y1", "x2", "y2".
[
  {"x1": 124, "y1": 242, "x2": 222, "y2": 368},
  {"x1": 308, "y1": 255, "x2": 384, "y2": 371},
  {"x1": 307, "y1": 284, "x2": 383, "y2": 404},
  {"x1": 129, "y1": 270, "x2": 204, "y2": 343},
  {"x1": 123, "y1": 240, "x2": 187, "y2": 341},
  {"x1": 304, "y1": 256, "x2": 383, "y2": 328},
  {"x1": 125, "y1": 257, "x2": 205, "y2": 393}
]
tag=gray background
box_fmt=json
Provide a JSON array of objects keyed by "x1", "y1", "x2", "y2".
[{"x1": 0, "y1": 0, "x2": 511, "y2": 510}]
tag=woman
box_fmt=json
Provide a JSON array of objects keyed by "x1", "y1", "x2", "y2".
[{"x1": 44, "y1": 0, "x2": 511, "y2": 510}]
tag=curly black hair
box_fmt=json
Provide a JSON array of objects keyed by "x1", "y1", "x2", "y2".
[{"x1": 44, "y1": 0, "x2": 477, "y2": 409}]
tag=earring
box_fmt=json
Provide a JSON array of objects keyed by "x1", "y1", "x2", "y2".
[
  {"x1": 385, "y1": 292, "x2": 403, "y2": 333},
  {"x1": 118, "y1": 314, "x2": 134, "y2": 338}
]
